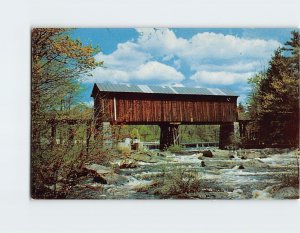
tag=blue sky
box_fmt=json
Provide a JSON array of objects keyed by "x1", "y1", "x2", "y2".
[{"x1": 70, "y1": 28, "x2": 295, "y2": 105}]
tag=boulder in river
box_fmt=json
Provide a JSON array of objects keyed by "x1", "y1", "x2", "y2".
[
  {"x1": 232, "y1": 164, "x2": 245, "y2": 170},
  {"x1": 273, "y1": 187, "x2": 299, "y2": 199},
  {"x1": 84, "y1": 164, "x2": 128, "y2": 185},
  {"x1": 130, "y1": 152, "x2": 159, "y2": 163},
  {"x1": 229, "y1": 189, "x2": 245, "y2": 199},
  {"x1": 201, "y1": 161, "x2": 206, "y2": 167},
  {"x1": 103, "y1": 173, "x2": 128, "y2": 185},
  {"x1": 119, "y1": 159, "x2": 138, "y2": 169},
  {"x1": 157, "y1": 152, "x2": 169, "y2": 157},
  {"x1": 252, "y1": 189, "x2": 272, "y2": 199},
  {"x1": 93, "y1": 176, "x2": 107, "y2": 184},
  {"x1": 202, "y1": 150, "x2": 213, "y2": 158},
  {"x1": 238, "y1": 164, "x2": 245, "y2": 169},
  {"x1": 85, "y1": 164, "x2": 112, "y2": 174},
  {"x1": 197, "y1": 154, "x2": 203, "y2": 160}
]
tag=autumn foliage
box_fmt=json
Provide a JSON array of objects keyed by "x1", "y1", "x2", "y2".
[{"x1": 31, "y1": 28, "x2": 103, "y2": 198}]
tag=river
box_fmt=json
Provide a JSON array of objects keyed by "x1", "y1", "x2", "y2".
[{"x1": 68, "y1": 148, "x2": 299, "y2": 199}]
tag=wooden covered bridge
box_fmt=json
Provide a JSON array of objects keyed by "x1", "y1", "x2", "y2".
[{"x1": 91, "y1": 83, "x2": 238, "y2": 150}]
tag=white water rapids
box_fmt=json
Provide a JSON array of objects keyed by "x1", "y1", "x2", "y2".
[{"x1": 69, "y1": 148, "x2": 299, "y2": 199}]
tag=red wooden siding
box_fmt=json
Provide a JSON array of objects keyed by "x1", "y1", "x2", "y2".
[{"x1": 94, "y1": 93, "x2": 237, "y2": 124}]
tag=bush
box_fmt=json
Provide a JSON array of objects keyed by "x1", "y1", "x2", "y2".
[
  {"x1": 31, "y1": 143, "x2": 114, "y2": 199},
  {"x1": 154, "y1": 168, "x2": 202, "y2": 198},
  {"x1": 167, "y1": 144, "x2": 184, "y2": 153}
]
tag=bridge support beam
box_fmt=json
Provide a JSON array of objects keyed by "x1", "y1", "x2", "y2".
[
  {"x1": 95, "y1": 122, "x2": 113, "y2": 149},
  {"x1": 159, "y1": 123, "x2": 180, "y2": 151},
  {"x1": 219, "y1": 122, "x2": 234, "y2": 149}
]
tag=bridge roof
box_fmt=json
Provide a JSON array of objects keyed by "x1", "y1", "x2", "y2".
[{"x1": 94, "y1": 83, "x2": 238, "y2": 97}]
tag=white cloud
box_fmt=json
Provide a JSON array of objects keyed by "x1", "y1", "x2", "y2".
[
  {"x1": 132, "y1": 61, "x2": 184, "y2": 83},
  {"x1": 88, "y1": 28, "x2": 281, "y2": 88},
  {"x1": 185, "y1": 32, "x2": 281, "y2": 60},
  {"x1": 190, "y1": 70, "x2": 254, "y2": 86},
  {"x1": 135, "y1": 29, "x2": 280, "y2": 73},
  {"x1": 136, "y1": 28, "x2": 188, "y2": 57},
  {"x1": 86, "y1": 68, "x2": 130, "y2": 83},
  {"x1": 94, "y1": 41, "x2": 151, "y2": 70},
  {"x1": 190, "y1": 61, "x2": 265, "y2": 73},
  {"x1": 85, "y1": 61, "x2": 184, "y2": 85}
]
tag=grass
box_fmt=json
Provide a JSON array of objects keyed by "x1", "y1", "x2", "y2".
[
  {"x1": 167, "y1": 144, "x2": 184, "y2": 153},
  {"x1": 154, "y1": 167, "x2": 202, "y2": 198}
]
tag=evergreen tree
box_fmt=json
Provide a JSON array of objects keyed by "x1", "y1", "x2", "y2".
[{"x1": 248, "y1": 31, "x2": 299, "y2": 146}]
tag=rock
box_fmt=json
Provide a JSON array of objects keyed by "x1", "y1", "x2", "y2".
[
  {"x1": 133, "y1": 181, "x2": 156, "y2": 193},
  {"x1": 238, "y1": 164, "x2": 245, "y2": 169},
  {"x1": 67, "y1": 168, "x2": 90, "y2": 184},
  {"x1": 241, "y1": 156, "x2": 247, "y2": 160},
  {"x1": 229, "y1": 155, "x2": 235, "y2": 159},
  {"x1": 119, "y1": 159, "x2": 138, "y2": 169},
  {"x1": 84, "y1": 164, "x2": 112, "y2": 174},
  {"x1": 201, "y1": 161, "x2": 206, "y2": 167},
  {"x1": 93, "y1": 176, "x2": 107, "y2": 184},
  {"x1": 229, "y1": 189, "x2": 245, "y2": 199},
  {"x1": 211, "y1": 150, "x2": 230, "y2": 158},
  {"x1": 252, "y1": 189, "x2": 272, "y2": 199},
  {"x1": 117, "y1": 142, "x2": 131, "y2": 154},
  {"x1": 157, "y1": 152, "x2": 168, "y2": 157},
  {"x1": 145, "y1": 151, "x2": 157, "y2": 157},
  {"x1": 84, "y1": 164, "x2": 128, "y2": 185},
  {"x1": 273, "y1": 187, "x2": 299, "y2": 199},
  {"x1": 202, "y1": 150, "x2": 213, "y2": 158},
  {"x1": 130, "y1": 153, "x2": 158, "y2": 163},
  {"x1": 103, "y1": 173, "x2": 128, "y2": 185}
]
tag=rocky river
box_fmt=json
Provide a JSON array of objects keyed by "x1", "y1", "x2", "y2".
[{"x1": 67, "y1": 148, "x2": 299, "y2": 200}]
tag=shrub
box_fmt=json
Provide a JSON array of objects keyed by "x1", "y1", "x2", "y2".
[
  {"x1": 154, "y1": 168, "x2": 201, "y2": 198},
  {"x1": 167, "y1": 144, "x2": 184, "y2": 153},
  {"x1": 31, "y1": 143, "x2": 114, "y2": 199}
]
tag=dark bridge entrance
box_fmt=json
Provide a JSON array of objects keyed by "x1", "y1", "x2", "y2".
[{"x1": 91, "y1": 83, "x2": 238, "y2": 150}]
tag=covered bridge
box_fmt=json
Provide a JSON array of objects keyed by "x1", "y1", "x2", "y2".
[{"x1": 91, "y1": 83, "x2": 238, "y2": 150}]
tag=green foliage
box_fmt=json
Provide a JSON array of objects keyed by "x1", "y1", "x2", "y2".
[
  {"x1": 118, "y1": 124, "x2": 219, "y2": 144},
  {"x1": 167, "y1": 144, "x2": 184, "y2": 153},
  {"x1": 120, "y1": 125, "x2": 160, "y2": 141},
  {"x1": 31, "y1": 28, "x2": 103, "y2": 153},
  {"x1": 154, "y1": 168, "x2": 202, "y2": 198},
  {"x1": 31, "y1": 29, "x2": 104, "y2": 198},
  {"x1": 247, "y1": 31, "x2": 299, "y2": 146},
  {"x1": 180, "y1": 125, "x2": 219, "y2": 142},
  {"x1": 130, "y1": 128, "x2": 140, "y2": 139}
]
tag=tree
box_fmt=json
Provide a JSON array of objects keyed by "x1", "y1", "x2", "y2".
[
  {"x1": 31, "y1": 29, "x2": 104, "y2": 198},
  {"x1": 237, "y1": 102, "x2": 245, "y2": 113},
  {"x1": 248, "y1": 31, "x2": 299, "y2": 146},
  {"x1": 31, "y1": 29, "x2": 103, "y2": 153}
]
